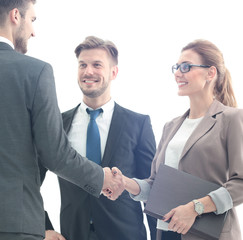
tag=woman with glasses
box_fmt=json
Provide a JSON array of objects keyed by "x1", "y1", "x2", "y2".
[{"x1": 107, "y1": 39, "x2": 243, "y2": 240}]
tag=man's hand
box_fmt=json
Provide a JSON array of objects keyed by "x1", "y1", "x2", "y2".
[
  {"x1": 44, "y1": 230, "x2": 66, "y2": 240},
  {"x1": 102, "y1": 167, "x2": 125, "y2": 200}
]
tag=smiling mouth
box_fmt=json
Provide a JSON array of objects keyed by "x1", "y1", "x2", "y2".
[
  {"x1": 177, "y1": 82, "x2": 188, "y2": 87},
  {"x1": 83, "y1": 79, "x2": 99, "y2": 83}
]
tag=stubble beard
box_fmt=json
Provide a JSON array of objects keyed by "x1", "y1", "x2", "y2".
[
  {"x1": 81, "y1": 81, "x2": 109, "y2": 98},
  {"x1": 15, "y1": 20, "x2": 28, "y2": 54}
]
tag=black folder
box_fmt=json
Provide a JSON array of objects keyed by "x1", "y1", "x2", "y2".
[{"x1": 144, "y1": 164, "x2": 227, "y2": 240}]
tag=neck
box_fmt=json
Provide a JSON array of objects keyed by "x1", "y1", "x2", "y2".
[
  {"x1": 83, "y1": 96, "x2": 111, "y2": 110},
  {"x1": 188, "y1": 96, "x2": 214, "y2": 119},
  {"x1": 0, "y1": 24, "x2": 14, "y2": 43}
]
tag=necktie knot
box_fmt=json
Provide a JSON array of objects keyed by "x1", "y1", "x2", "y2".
[{"x1": 86, "y1": 108, "x2": 103, "y2": 120}]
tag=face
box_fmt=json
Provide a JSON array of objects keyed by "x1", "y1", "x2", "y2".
[
  {"x1": 77, "y1": 48, "x2": 118, "y2": 101},
  {"x1": 15, "y1": 3, "x2": 36, "y2": 54},
  {"x1": 174, "y1": 49, "x2": 209, "y2": 97}
]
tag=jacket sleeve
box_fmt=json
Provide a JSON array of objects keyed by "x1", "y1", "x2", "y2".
[
  {"x1": 223, "y1": 109, "x2": 243, "y2": 207},
  {"x1": 135, "y1": 115, "x2": 156, "y2": 179},
  {"x1": 31, "y1": 63, "x2": 104, "y2": 197}
]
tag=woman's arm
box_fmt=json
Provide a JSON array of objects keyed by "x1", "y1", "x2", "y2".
[
  {"x1": 123, "y1": 175, "x2": 141, "y2": 196},
  {"x1": 163, "y1": 195, "x2": 216, "y2": 235}
]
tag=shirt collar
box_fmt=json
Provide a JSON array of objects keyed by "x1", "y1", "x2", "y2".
[
  {"x1": 81, "y1": 99, "x2": 115, "y2": 117},
  {"x1": 0, "y1": 36, "x2": 14, "y2": 49}
]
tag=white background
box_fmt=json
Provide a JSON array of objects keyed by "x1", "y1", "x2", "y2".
[{"x1": 28, "y1": 0, "x2": 243, "y2": 238}]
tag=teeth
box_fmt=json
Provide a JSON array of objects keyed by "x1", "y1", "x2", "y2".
[
  {"x1": 178, "y1": 82, "x2": 187, "y2": 86},
  {"x1": 85, "y1": 80, "x2": 95, "y2": 83}
]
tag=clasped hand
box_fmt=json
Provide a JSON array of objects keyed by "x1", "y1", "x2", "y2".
[{"x1": 102, "y1": 167, "x2": 125, "y2": 200}]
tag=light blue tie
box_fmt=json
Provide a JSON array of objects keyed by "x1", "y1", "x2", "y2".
[{"x1": 86, "y1": 108, "x2": 103, "y2": 165}]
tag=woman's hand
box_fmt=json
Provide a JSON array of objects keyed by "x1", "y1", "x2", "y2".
[{"x1": 163, "y1": 201, "x2": 198, "y2": 234}]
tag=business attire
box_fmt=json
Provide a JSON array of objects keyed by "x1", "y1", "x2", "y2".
[
  {"x1": 0, "y1": 41, "x2": 103, "y2": 239},
  {"x1": 42, "y1": 101, "x2": 157, "y2": 240},
  {"x1": 134, "y1": 100, "x2": 243, "y2": 240}
]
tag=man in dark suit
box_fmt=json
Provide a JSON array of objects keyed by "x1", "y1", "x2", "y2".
[
  {"x1": 42, "y1": 36, "x2": 157, "y2": 240},
  {"x1": 0, "y1": 2, "x2": 124, "y2": 240}
]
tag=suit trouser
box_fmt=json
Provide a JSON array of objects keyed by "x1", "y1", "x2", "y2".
[{"x1": 0, "y1": 233, "x2": 43, "y2": 240}]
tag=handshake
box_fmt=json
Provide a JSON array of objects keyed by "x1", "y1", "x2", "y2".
[{"x1": 102, "y1": 167, "x2": 126, "y2": 200}]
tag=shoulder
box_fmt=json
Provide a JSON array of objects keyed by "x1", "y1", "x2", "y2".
[
  {"x1": 12, "y1": 51, "x2": 53, "y2": 74},
  {"x1": 16, "y1": 51, "x2": 48, "y2": 65},
  {"x1": 62, "y1": 104, "x2": 80, "y2": 120},
  {"x1": 222, "y1": 105, "x2": 243, "y2": 116},
  {"x1": 220, "y1": 105, "x2": 243, "y2": 124},
  {"x1": 114, "y1": 103, "x2": 150, "y2": 121},
  {"x1": 164, "y1": 111, "x2": 188, "y2": 129}
]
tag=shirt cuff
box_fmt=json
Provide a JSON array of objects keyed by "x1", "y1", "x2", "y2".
[
  {"x1": 129, "y1": 178, "x2": 151, "y2": 202},
  {"x1": 208, "y1": 187, "x2": 233, "y2": 214},
  {"x1": 100, "y1": 168, "x2": 105, "y2": 195}
]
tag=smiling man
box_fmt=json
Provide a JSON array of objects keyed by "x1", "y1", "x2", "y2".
[{"x1": 41, "y1": 36, "x2": 157, "y2": 240}]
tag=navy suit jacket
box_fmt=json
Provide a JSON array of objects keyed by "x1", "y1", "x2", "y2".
[{"x1": 42, "y1": 102, "x2": 157, "y2": 240}]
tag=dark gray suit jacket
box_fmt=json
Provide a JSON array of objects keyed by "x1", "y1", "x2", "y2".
[
  {"x1": 0, "y1": 42, "x2": 103, "y2": 237},
  {"x1": 42, "y1": 103, "x2": 157, "y2": 240}
]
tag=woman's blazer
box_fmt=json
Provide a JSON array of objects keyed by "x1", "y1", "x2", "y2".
[{"x1": 147, "y1": 100, "x2": 243, "y2": 240}]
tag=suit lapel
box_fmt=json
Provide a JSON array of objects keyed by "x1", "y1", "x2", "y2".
[
  {"x1": 179, "y1": 100, "x2": 224, "y2": 161},
  {"x1": 101, "y1": 103, "x2": 125, "y2": 167},
  {"x1": 179, "y1": 115, "x2": 216, "y2": 160},
  {"x1": 62, "y1": 104, "x2": 80, "y2": 133},
  {"x1": 62, "y1": 103, "x2": 124, "y2": 167}
]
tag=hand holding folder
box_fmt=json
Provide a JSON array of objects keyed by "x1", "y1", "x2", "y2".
[{"x1": 144, "y1": 164, "x2": 227, "y2": 240}]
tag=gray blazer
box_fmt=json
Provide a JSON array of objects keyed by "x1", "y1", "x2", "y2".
[
  {"x1": 147, "y1": 100, "x2": 243, "y2": 240},
  {"x1": 0, "y1": 43, "x2": 103, "y2": 237}
]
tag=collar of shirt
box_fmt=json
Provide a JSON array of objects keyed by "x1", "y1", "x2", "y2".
[
  {"x1": 68, "y1": 99, "x2": 115, "y2": 159},
  {"x1": 0, "y1": 36, "x2": 14, "y2": 49},
  {"x1": 80, "y1": 99, "x2": 115, "y2": 119}
]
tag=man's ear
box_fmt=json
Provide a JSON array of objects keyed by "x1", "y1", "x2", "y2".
[
  {"x1": 111, "y1": 65, "x2": 118, "y2": 80},
  {"x1": 9, "y1": 8, "x2": 21, "y2": 25}
]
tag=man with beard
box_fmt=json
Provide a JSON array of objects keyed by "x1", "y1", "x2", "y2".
[
  {"x1": 41, "y1": 36, "x2": 157, "y2": 240},
  {"x1": 0, "y1": 2, "x2": 124, "y2": 240}
]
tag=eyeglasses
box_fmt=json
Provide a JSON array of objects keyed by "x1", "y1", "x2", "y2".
[{"x1": 172, "y1": 62, "x2": 211, "y2": 74}]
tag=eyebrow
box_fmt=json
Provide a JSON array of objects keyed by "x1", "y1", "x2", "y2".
[
  {"x1": 177, "y1": 61, "x2": 191, "y2": 65},
  {"x1": 78, "y1": 60, "x2": 103, "y2": 64}
]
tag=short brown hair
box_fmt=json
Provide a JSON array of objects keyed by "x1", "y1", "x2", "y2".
[
  {"x1": 75, "y1": 36, "x2": 118, "y2": 65},
  {"x1": 0, "y1": 0, "x2": 36, "y2": 25}
]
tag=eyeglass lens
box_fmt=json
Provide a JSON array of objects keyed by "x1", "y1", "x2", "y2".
[{"x1": 172, "y1": 63, "x2": 190, "y2": 73}]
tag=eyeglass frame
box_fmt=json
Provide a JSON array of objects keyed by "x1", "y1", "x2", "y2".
[{"x1": 172, "y1": 62, "x2": 211, "y2": 74}]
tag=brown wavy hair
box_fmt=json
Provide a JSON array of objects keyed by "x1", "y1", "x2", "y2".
[
  {"x1": 74, "y1": 36, "x2": 118, "y2": 66},
  {"x1": 182, "y1": 39, "x2": 237, "y2": 107}
]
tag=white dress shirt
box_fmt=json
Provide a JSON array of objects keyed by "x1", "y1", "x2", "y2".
[
  {"x1": 0, "y1": 36, "x2": 14, "y2": 49},
  {"x1": 67, "y1": 99, "x2": 115, "y2": 160}
]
